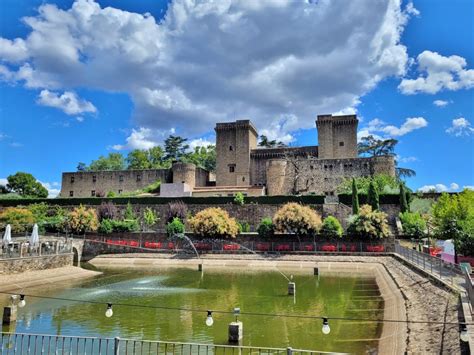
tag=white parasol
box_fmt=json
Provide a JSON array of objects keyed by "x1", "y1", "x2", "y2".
[
  {"x1": 29, "y1": 224, "x2": 40, "y2": 246},
  {"x1": 2, "y1": 224, "x2": 12, "y2": 246}
]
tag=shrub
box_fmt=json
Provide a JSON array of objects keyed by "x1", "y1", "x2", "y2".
[
  {"x1": 320, "y1": 216, "x2": 343, "y2": 237},
  {"x1": 189, "y1": 207, "x2": 239, "y2": 239},
  {"x1": 124, "y1": 202, "x2": 136, "y2": 220},
  {"x1": 273, "y1": 203, "x2": 322, "y2": 236},
  {"x1": 454, "y1": 233, "x2": 474, "y2": 257},
  {"x1": 27, "y1": 202, "x2": 49, "y2": 222},
  {"x1": 367, "y1": 181, "x2": 379, "y2": 211},
  {"x1": 0, "y1": 207, "x2": 35, "y2": 232},
  {"x1": 99, "y1": 219, "x2": 114, "y2": 234},
  {"x1": 347, "y1": 205, "x2": 389, "y2": 239},
  {"x1": 64, "y1": 205, "x2": 99, "y2": 234},
  {"x1": 257, "y1": 217, "x2": 274, "y2": 238},
  {"x1": 166, "y1": 217, "x2": 185, "y2": 236},
  {"x1": 399, "y1": 211, "x2": 426, "y2": 238},
  {"x1": 234, "y1": 192, "x2": 245, "y2": 205},
  {"x1": 143, "y1": 207, "x2": 158, "y2": 230},
  {"x1": 97, "y1": 201, "x2": 118, "y2": 221},
  {"x1": 106, "y1": 191, "x2": 116, "y2": 198},
  {"x1": 111, "y1": 219, "x2": 139, "y2": 232},
  {"x1": 142, "y1": 180, "x2": 161, "y2": 194},
  {"x1": 167, "y1": 201, "x2": 188, "y2": 222},
  {"x1": 237, "y1": 221, "x2": 250, "y2": 233}
]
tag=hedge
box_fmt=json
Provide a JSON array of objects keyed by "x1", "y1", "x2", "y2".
[
  {"x1": 0, "y1": 194, "x2": 326, "y2": 207},
  {"x1": 338, "y1": 193, "x2": 401, "y2": 205}
]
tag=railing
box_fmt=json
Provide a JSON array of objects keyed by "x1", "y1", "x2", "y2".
[
  {"x1": 85, "y1": 236, "x2": 393, "y2": 254},
  {"x1": 461, "y1": 266, "x2": 474, "y2": 307},
  {"x1": 0, "y1": 333, "x2": 339, "y2": 355},
  {"x1": 394, "y1": 242, "x2": 463, "y2": 285},
  {"x1": 0, "y1": 240, "x2": 73, "y2": 260}
]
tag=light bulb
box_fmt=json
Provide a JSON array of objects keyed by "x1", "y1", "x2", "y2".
[
  {"x1": 18, "y1": 295, "x2": 26, "y2": 308},
  {"x1": 460, "y1": 326, "x2": 469, "y2": 342},
  {"x1": 205, "y1": 311, "x2": 214, "y2": 326},
  {"x1": 105, "y1": 303, "x2": 113, "y2": 318},
  {"x1": 322, "y1": 317, "x2": 330, "y2": 335}
]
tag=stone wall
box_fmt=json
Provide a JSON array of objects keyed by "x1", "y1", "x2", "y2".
[
  {"x1": 0, "y1": 254, "x2": 73, "y2": 274},
  {"x1": 316, "y1": 114, "x2": 358, "y2": 159}
]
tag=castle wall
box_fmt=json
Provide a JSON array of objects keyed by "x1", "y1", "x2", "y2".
[
  {"x1": 172, "y1": 162, "x2": 196, "y2": 188},
  {"x1": 60, "y1": 169, "x2": 171, "y2": 198},
  {"x1": 316, "y1": 114, "x2": 358, "y2": 159},
  {"x1": 266, "y1": 157, "x2": 393, "y2": 196},
  {"x1": 215, "y1": 120, "x2": 257, "y2": 186}
]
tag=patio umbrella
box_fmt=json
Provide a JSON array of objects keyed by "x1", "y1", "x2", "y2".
[
  {"x1": 2, "y1": 224, "x2": 12, "y2": 246},
  {"x1": 30, "y1": 224, "x2": 40, "y2": 246}
]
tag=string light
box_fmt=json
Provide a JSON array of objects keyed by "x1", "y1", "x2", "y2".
[
  {"x1": 205, "y1": 311, "x2": 214, "y2": 326},
  {"x1": 3, "y1": 291, "x2": 472, "y2": 327},
  {"x1": 321, "y1": 317, "x2": 330, "y2": 335},
  {"x1": 18, "y1": 295, "x2": 26, "y2": 308},
  {"x1": 105, "y1": 303, "x2": 113, "y2": 318}
]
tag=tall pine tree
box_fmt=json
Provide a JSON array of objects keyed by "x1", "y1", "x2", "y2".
[
  {"x1": 399, "y1": 183, "x2": 409, "y2": 213},
  {"x1": 367, "y1": 180, "x2": 379, "y2": 211},
  {"x1": 352, "y1": 178, "x2": 359, "y2": 214}
]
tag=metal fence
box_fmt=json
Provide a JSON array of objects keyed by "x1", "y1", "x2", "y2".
[
  {"x1": 0, "y1": 333, "x2": 340, "y2": 355},
  {"x1": 0, "y1": 239, "x2": 73, "y2": 260},
  {"x1": 394, "y1": 242, "x2": 463, "y2": 285},
  {"x1": 84, "y1": 235, "x2": 393, "y2": 255}
]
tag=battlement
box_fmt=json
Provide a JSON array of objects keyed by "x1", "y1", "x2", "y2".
[
  {"x1": 316, "y1": 114, "x2": 358, "y2": 126},
  {"x1": 215, "y1": 120, "x2": 258, "y2": 136}
]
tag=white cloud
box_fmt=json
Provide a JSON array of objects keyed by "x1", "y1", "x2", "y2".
[
  {"x1": 0, "y1": 38, "x2": 29, "y2": 63},
  {"x1": 396, "y1": 155, "x2": 417, "y2": 163},
  {"x1": 188, "y1": 138, "x2": 215, "y2": 151},
  {"x1": 405, "y1": 2, "x2": 420, "y2": 17},
  {"x1": 446, "y1": 117, "x2": 474, "y2": 137},
  {"x1": 37, "y1": 90, "x2": 97, "y2": 115},
  {"x1": 464, "y1": 186, "x2": 474, "y2": 191},
  {"x1": 76, "y1": 116, "x2": 84, "y2": 122},
  {"x1": 0, "y1": 0, "x2": 412, "y2": 142},
  {"x1": 399, "y1": 51, "x2": 474, "y2": 94},
  {"x1": 433, "y1": 99, "x2": 450, "y2": 107},
  {"x1": 359, "y1": 116, "x2": 428, "y2": 139},
  {"x1": 417, "y1": 183, "x2": 460, "y2": 193},
  {"x1": 0, "y1": 178, "x2": 7, "y2": 186},
  {"x1": 39, "y1": 181, "x2": 60, "y2": 198}
]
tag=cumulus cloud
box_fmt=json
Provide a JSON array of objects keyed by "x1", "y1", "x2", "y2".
[
  {"x1": 405, "y1": 2, "x2": 420, "y2": 17},
  {"x1": 446, "y1": 117, "x2": 474, "y2": 137},
  {"x1": 0, "y1": 0, "x2": 413, "y2": 142},
  {"x1": 36, "y1": 90, "x2": 97, "y2": 115},
  {"x1": 418, "y1": 182, "x2": 460, "y2": 193},
  {"x1": 188, "y1": 138, "x2": 215, "y2": 151},
  {"x1": 399, "y1": 51, "x2": 474, "y2": 94},
  {"x1": 39, "y1": 181, "x2": 61, "y2": 198},
  {"x1": 433, "y1": 99, "x2": 450, "y2": 107},
  {"x1": 358, "y1": 116, "x2": 428, "y2": 139},
  {"x1": 396, "y1": 155, "x2": 417, "y2": 163}
]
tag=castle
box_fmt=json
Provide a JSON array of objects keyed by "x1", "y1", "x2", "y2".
[{"x1": 60, "y1": 114, "x2": 395, "y2": 198}]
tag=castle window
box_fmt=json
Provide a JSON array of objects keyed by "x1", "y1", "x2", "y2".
[
  {"x1": 70, "y1": 176, "x2": 75, "y2": 183},
  {"x1": 229, "y1": 145, "x2": 233, "y2": 151},
  {"x1": 92, "y1": 175, "x2": 97, "y2": 183},
  {"x1": 242, "y1": 176, "x2": 245, "y2": 182},
  {"x1": 310, "y1": 165, "x2": 314, "y2": 170},
  {"x1": 119, "y1": 175, "x2": 124, "y2": 182},
  {"x1": 229, "y1": 164, "x2": 235, "y2": 173},
  {"x1": 69, "y1": 191, "x2": 74, "y2": 197},
  {"x1": 136, "y1": 174, "x2": 142, "y2": 182},
  {"x1": 118, "y1": 189, "x2": 122, "y2": 194},
  {"x1": 91, "y1": 190, "x2": 96, "y2": 197},
  {"x1": 339, "y1": 141, "x2": 344, "y2": 146},
  {"x1": 324, "y1": 165, "x2": 327, "y2": 169}
]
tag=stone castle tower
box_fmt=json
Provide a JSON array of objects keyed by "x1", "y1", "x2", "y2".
[
  {"x1": 316, "y1": 114, "x2": 358, "y2": 159},
  {"x1": 215, "y1": 120, "x2": 258, "y2": 186}
]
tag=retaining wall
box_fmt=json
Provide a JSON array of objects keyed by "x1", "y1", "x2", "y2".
[{"x1": 0, "y1": 254, "x2": 73, "y2": 274}]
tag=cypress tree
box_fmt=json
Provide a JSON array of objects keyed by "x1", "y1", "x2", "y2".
[
  {"x1": 352, "y1": 178, "x2": 359, "y2": 214},
  {"x1": 399, "y1": 183, "x2": 409, "y2": 213},
  {"x1": 367, "y1": 180, "x2": 379, "y2": 211}
]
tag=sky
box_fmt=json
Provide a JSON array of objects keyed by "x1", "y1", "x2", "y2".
[{"x1": 0, "y1": 0, "x2": 473, "y2": 197}]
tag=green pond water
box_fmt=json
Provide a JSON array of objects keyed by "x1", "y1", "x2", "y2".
[{"x1": 1, "y1": 265, "x2": 384, "y2": 353}]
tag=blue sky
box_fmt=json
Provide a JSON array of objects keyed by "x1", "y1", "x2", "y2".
[{"x1": 0, "y1": 0, "x2": 473, "y2": 197}]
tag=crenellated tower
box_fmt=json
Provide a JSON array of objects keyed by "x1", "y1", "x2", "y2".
[{"x1": 316, "y1": 114, "x2": 358, "y2": 159}]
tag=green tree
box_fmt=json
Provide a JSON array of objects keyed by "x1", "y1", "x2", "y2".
[
  {"x1": 399, "y1": 211, "x2": 426, "y2": 238},
  {"x1": 351, "y1": 178, "x2": 359, "y2": 215},
  {"x1": 258, "y1": 135, "x2": 285, "y2": 148},
  {"x1": 164, "y1": 135, "x2": 189, "y2": 161},
  {"x1": 367, "y1": 181, "x2": 379, "y2": 211},
  {"x1": 337, "y1": 174, "x2": 400, "y2": 195},
  {"x1": 184, "y1": 145, "x2": 216, "y2": 172},
  {"x1": 127, "y1": 150, "x2": 152, "y2": 170},
  {"x1": 399, "y1": 183, "x2": 409, "y2": 213},
  {"x1": 6, "y1": 172, "x2": 48, "y2": 198},
  {"x1": 124, "y1": 202, "x2": 136, "y2": 220},
  {"x1": 143, "y1": 207, "x2": 158, "y2": 230},
  {"x1": 148, "y1": 146, "x2": 168, "y2": 168},
  {"x1": 76, "y1": 162, "x2": 87, "y2": 171},
  {"x1": 88, "y1": 153, "x2": 126, "y2": 171},
  {"x1": 320, "y1": 216, "x2": 343, "y2": 237},
  {"x1": 347, "y1": 205, "x2": 390, "y2": 239}
]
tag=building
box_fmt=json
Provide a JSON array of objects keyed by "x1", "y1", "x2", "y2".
[{"x1": 60, "y1": 114, "x2": 395, "y2": 197}]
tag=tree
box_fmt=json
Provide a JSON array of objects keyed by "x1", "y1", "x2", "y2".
[
  {"x1": 337, "y1": 174, "x2": 400, "y2": 195},
  {"x1": 0, "y1": 185, "x2": 8, "y2": 194},
  {"x1": 351, "y1": 178, "x2": 359, "y2": 214},
  {"x1": 64, "y1": 205, "x2": 99, "y2": 234},
  {"x1": 76, "y1": 162, "x2": 87, "y2": 171},
  {"x1": 127, "y1": 150, "x2": 152, "y2": 170},
  {"x1": 367, "y1": 181, "x2": 379, "y2": 211},
  {"x1": 184, "y1": 145, "x2": 216, "y2": 172},
  {"x1": 6, "y1": 172, "x2": 48, "y2": 198},
  {"x1": 347, "y1": 205, "x2": 390, "y2": 239},
  {"x1": 148, "y1": 146, "x2": 168, "y2": 168},
  {"x1": 273, "y1": 203, "x2": 322, "y2": 236},
  {"x1": 258, "y1": 135, "x2": 285, "y2": 148},
  {"x1": 143, "y1": 207, "x2": 158, "y2": 231},
  {"x1": 358, "y1": 135, "x2": 416, "y2": 179},
  {"x1": 164, "y1": 135, "x2": 189, "y2": 161},
  {"x1": 88, "y1": 153, "x2": 126, "y2": 171},
  {"x1": 320, "y1": 216, "x2": 343, "y2": 237},
  {"x1": 399, "y1": 211, "x2": 426, "y2": 238},
  {"x1": 399, "y1": 183, "x2": 409, "y2": 213},
  {"x1": 189, "y1": 207, "x2": 239, "y2": 239}
]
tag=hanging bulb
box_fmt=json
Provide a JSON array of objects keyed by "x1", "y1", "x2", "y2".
[
  {"x1": 460, "y1": 325, "x2": 469, "y2": 342},
  {"x1": 18, "y1": 295, "x2": 26, "y2": 308},
  {"x1": 321, "y1": 317, "x2": 330, "y2": 335},
  {"x1": 105, "y1": 303, "x2": 113, "y2": 318},
  {"x1": 205, "y1": 311, "x2": 214, "y2": 326}
]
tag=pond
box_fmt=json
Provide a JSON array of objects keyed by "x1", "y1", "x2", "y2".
[{"x1": 1, "y1": 265, "x2": 384, "y2": 353}]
